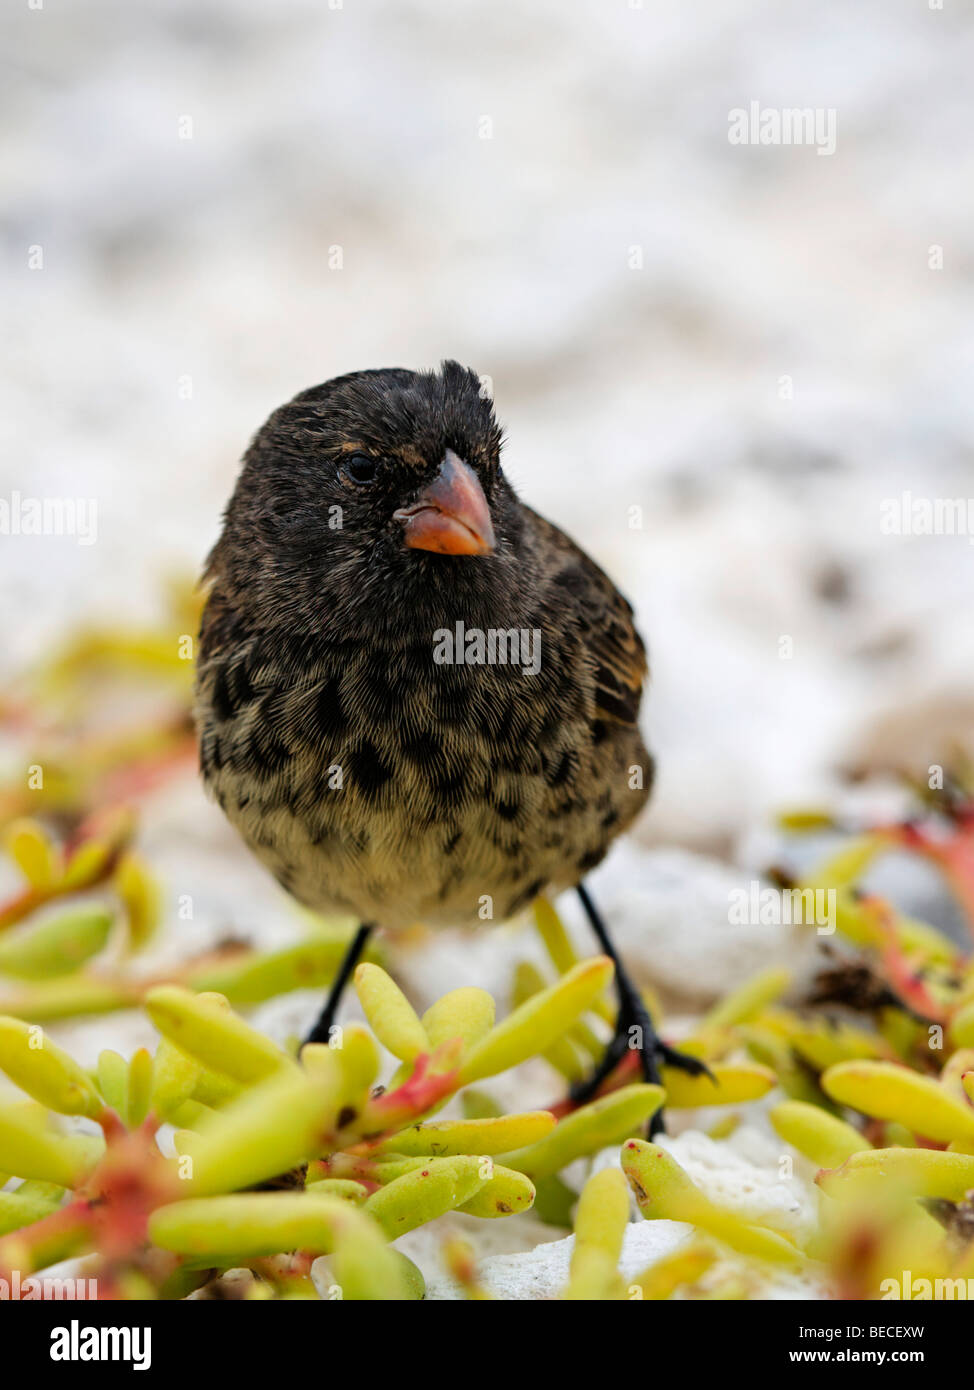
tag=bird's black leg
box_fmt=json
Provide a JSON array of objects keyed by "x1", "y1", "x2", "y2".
[
  {"x1": 571, "y1": 883, "x2": 713, "y2": 1135},
  {"x1": 302, "y1": 923, "x2": 374, "y2": 1047}
]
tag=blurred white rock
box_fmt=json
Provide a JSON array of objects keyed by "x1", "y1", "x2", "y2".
[{"x1": 559, "y1": 840, "x2": 818, "y2": 1009}]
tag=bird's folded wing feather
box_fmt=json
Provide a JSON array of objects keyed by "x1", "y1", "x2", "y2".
[{"x1": 529, "y1": 509, "x2": 648, "y2": 726}]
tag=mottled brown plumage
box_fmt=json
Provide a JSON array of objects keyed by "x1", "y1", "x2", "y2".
[{"x1": 194, "y1": 362, "x2": 652, "y2": 933}]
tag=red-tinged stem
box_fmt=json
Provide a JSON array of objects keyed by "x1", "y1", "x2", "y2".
[
  {"x1": 885, "y1": 821, "x2": 974, "y2": 941},
  {"x1": 92, "y1": 1108, "x2": 161, "y2": 1151},
  {"x1": 0, "y1": 1198, "x2": 93, "y2": 1279},
  {"x1": 100, "y1": 737, "x2": 197, "y2": 806},
  {"x1": 354, "y1": 1054, "x2": 460, "y2": 1139},
  {"x1": 0, "y1": 821, "x2": 129, "y2": 934},
  {"x1": 933, "y1": 838, "x2": 974, "y2": 939},
  {"x1": 139, "y1": 1113, "x2": 162, "y2": 1142},
  {"x1": 94, "y1": 1266, "x2": 124, "y2": 1301},
  {"x1": 255, "y1": 1251, "x2": 316, "y2": 1283},
  {"x1": 857, "y1": 894, "x2": 949, "y2": 1022},
  {"x1": 313, "y1": 1154, "x2": 382, "y2": 1189},
  {"x1": 880, "y1": 946, "x2": 947, "y2": 1022},
  {"x1": 862, "y1": 1119, "x2": 886, "y2": 1148},
  {"x1": 0, "y1": 883, "x2": 52, "y2": 933},
  {"x1": 97, "y1": 1107, "x2": 128, "y2": 1144},
  {"x1": 546, "y1": 1051, "x2": 641, "y2": 1118},
  {"x1": 62, "y1": 817, "x2": 133, "y2": 877}
]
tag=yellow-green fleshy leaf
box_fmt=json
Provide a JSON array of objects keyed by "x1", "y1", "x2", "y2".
[
  {"x1": 0, "y1": 1099, "x2": 93, "y2": 1187},
  {"x1": 333, "y1": 1024, "x2": 381, "y2": 1106},
  {"x1": 532, "y1": 897, "x2": 579, "y2": 974},
  {"x1": 0, "y1": 907, "x2": 113, "y2": 980},
  {"x1": 622, "y1": 1139, "x2": 804, "y2": 1267},
  {"x1": 302, "y1": 1025, "x2": 380, "y2": 1117},
  {"x1": 0, "y1": 1017, "x2": 103, "y2": 1119},
  {"x1": 96, "y1": 1048, "x2": 129, "y2": 1116},
  {"x1": 784, "y1": 1017, "x2": 888, "y2": 1071},
  {"x1": 821, "y1": 1060, "x2": 974, "y2": 1144},
  {"x1": 769, "y1": 1100, "x2": 870, "y2": 1168},
  {"x1": 421, "y1": 988, "x2": 495, "y2": 1053},
  {"x1": 333, "y1": 1239, "x2": 421, "y2": 1302},
  {"x1": 699, "y1": 967, "x2": 792, "y2": 1032},
  {"x1": 60, "y1": 809, "x2": 136, "y2": 891},
  {"x1": 190, "y1": 936, "x2": 362, "y2": 1006},
  {"x1": 126, "y1": 1047, "x2": 153, "y2": 1128},
  {"x1": 802, "y1": 835, "x2": 892, "y2": 894},
  {"x1": 177, "y1": 1069, "x2": 342, "y2": 1196},
  {"x1": 305, "y1": 1178, "x2": 369, "y2": 1203},
  {"x1": 144, "y1": 987, "x2": 294, "y2": 1084},
  {"x1": 564, "y1": 1167, "x2": 629, "y2": 1300},
  {"x1": 511, "y1": 961, "x2": 590, "y2": 1082},
  {"x1": 114, "y1": 853, "x2": 161, "y2": 955},
  {"x1": 371, "y1": 1111, "x2": 555, "y2": 1158},
  {"x1": 0, "y1": 1180, "x2": 64, "y2": 1237},
  {"x1": 0, "y1": 975, "x2": 138, "y2": 1022},
  {"x1": 457, "y1": 1164, "x2": 535, "y2": 1218},
  {"x1": 938, "y1": 1049, "x2": 974, "y2": 1106},
  {"x1": 949, "y1": 1000, "x2": 974, "y2": 1050},
  {"x1": 662, "y1": 1062, "x2": 774, "y2": 1109},
  {"x1": 3, "y1": 820, "x2": 60, "y2": 888},
  {"x1": 150, "y1": 1038, "x2": 203, "y2": 1123},
  {"x1": 353, "y1": 964, "x2": 431, "y2": 1063},
  {"x1": 628, "y1": 1242, "x2": 717, "y2": 1300},
  {"x1": 817, "y1": 1146, "x2": 974, "y2": 1201},
  {"x1": 149, "y1": 1192, "x2": 399, "y2": 1277},
  {"x1": 498, "y1": 1084, "x2": 664, "y2": 1180},
  {"x1": 457, "y1": 957, "x2": 614, "y2": 1086},
  {"x1": 363, "y1": 1155, "x2": 490, "y2": 1238},
  {"x1": 461, "y1": 1089, "x2": 503, "y2": 1121}
]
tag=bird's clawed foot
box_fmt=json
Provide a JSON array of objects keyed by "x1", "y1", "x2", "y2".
[
  {"x1": 569, "y1": 882, "x2": 717, "y2": 1135},
  {"x1": 569, "y1": 982, "x2": 715, "y2": 1137},
  {"x1": 655, "y1": 1038, "x2": 713, "y2": 1080}
]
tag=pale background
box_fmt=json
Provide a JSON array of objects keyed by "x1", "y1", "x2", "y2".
[
  {"x1": 2, "y1": 0, "x2": 973, "y2": 856},
  {"x1": 2, "y1": 5, "x2": 974, "y2": 1297}
]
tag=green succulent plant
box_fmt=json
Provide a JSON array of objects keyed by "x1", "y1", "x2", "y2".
[
  {"x1": 0, "y1": 953, "x2": 669, "y2": 1299},
  {"x1": 4, "y1": 608, "x2": 974, "y2": 1298}
]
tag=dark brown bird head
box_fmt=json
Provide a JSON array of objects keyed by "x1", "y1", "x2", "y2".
[{"x1": 207, "y1": 362, "x2": 537, "y2": 639}]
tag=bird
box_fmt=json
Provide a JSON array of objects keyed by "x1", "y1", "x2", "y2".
[{"x1": 194, "y1": 360, "x2": 708, "y2": 1115}]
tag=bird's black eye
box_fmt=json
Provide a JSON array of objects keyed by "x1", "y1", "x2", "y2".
[{"x1": 342, "y1": 452, "x2": 380, "y2": 486}]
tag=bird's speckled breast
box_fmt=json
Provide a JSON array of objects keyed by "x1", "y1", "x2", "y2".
[{"x1": 194, "y1": 621, "x2": 650, "y2": 931}]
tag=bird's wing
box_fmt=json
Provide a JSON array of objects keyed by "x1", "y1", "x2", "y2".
[{"x1": 528, "y1": 508, "x2": 648, "y2": 725}]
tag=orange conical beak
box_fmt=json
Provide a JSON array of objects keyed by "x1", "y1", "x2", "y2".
[{"x1": 393, "y1": 450, "x2": 495, "y2": 556}]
